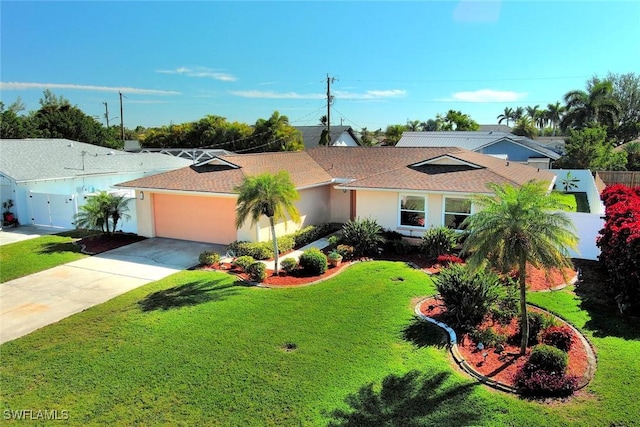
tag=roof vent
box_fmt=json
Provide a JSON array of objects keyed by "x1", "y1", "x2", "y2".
[{"x1": 68, "y1": 142, "x2": 73, "y2": 147}]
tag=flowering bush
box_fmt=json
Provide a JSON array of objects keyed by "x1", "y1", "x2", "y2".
[
  {"x1": 436, "y1": 254, "x2": 464, "y2": 266},
  {"x1": 597, "y1": 184, "x2": 640, "y2": 313}
]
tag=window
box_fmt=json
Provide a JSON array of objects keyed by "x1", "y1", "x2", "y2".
[
  {"x1": 400, "y1": 195, "x2": 426, "y2": 227},
  {"x1": 444, "y1": 197, "x2": 471, "y2": 230}
]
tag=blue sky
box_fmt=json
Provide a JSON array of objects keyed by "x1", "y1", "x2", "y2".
[{"x1": 1, "y1": 1, "x2": 639, "y2": 131}]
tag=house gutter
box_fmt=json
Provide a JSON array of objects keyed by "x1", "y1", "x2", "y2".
[{"x1": 112, "y1": 186, "x2": 239, "y2": 199}]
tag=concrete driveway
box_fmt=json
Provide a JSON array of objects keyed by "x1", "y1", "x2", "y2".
[{"x1": 0, "y1": 238, "x2": 223, "y2": 344}]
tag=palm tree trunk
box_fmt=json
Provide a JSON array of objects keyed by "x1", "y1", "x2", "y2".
[
  {"x1": 519, "y1": 257, "x2": 529, "y2": 355},
  {"x1": 269, "y1": 217, "x2": 279, "y2": 275}
]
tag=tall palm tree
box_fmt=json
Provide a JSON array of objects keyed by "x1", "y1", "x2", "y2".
[
  {"x1": 461, "y1": 181, "x2": 578, "y2": 355},
  {"x1": 513, "y1": 107, "x2": 525, "y2": 121},
  {"x1": 526, "y1": 105, "x2": 540, "y2": 123},
  {"x1": 497, "y1": 107, "x2": 515, "y2": 127},
  {"x1": 535, "y1": 109, "x2": 549, "y2": 135},
  {"x1": 546, "y1": 102, "x2": 566, "y2": 136},
  {"x1": 561, "y1": 81, "x2": 620, "y2": 132},
  {"x1": 235, "y1": 171, "x2": 301, "y2": 275}
]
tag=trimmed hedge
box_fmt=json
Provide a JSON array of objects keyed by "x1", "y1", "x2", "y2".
[
  {"x1": 246, "y1": 262, "x2": 267, "y2": 282},
  {"x1": 232, "y1": 255, "x2": 255, "y2": 272},
  {"x1": 298, "y1": 248, "x2": 328, "y2": 275},
  {"x1": 199, "y1": 251, "x2": 220, "y2": 266},
  {"x1": 280, "y1": 258, "x2": 298, "y2": 274}
]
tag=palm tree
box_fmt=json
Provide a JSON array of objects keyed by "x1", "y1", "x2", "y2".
[
  {"x1": 461, "y1": 181, "x2": 578, "y2": 355},
  {"x1": 497, "y1": 107, "x2": 515, "y2": 127},
  {"x1": 526, "y1": 105, "x2": 540, "y2": 123},
  {"x1": 74, "y1": 191, "x2": 130, "y2": 235},
  {"x1": 535, "y1": 109, "x2": 548, "y2": 135},
  {"x1": 513, "y1": 107, "x2": 525, "y2": 121},
  {"x1": 546, "y1": 102, "x2": 566, "y2": 136},
  {"x1": 235, "y1": 171, "x2": 301, "y2": 275},
  {"x1": 511, "y1": 117, "x2": 538, "y2": 139},
  {"x1": 561, "y1": 81, "x2": 620, "y2": 132}
]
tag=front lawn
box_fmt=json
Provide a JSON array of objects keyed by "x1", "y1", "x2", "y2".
[
  {"x1": 0, "y1": 230, "x2": 96, "y2": 283},
  {"x1": 1, "y1": 262, "x2": 638, "y2": 426}
]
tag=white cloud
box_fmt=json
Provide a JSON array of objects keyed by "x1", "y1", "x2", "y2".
[
  {"x1": 157, "y1": 67, "x2": 237, "y2": 82},
  {"x1": 0, "y1": 82, "x2": 180, "y2": 95},
  {"x1": 442, "y1": 89, "x2": 527, "y2": 103},
  {"x1": 229, "y1": 88, "x2": 406, "y2": 100},
  {"x1": 229, "y1": 90, "x2": 325, "y2": 100},
  {"x1": 334, "y1": 89, "x2": 407, "y2": 100}
]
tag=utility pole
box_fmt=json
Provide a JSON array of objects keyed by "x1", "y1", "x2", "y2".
[
  {"x1": 119, "y1": 92, "x2": 125, "y2": 142},
  {"x1": 103, "y1": 102, "x2": 110, "y2": 127},
  {"x1": 326, "y1": 74, "x2": 337, "y2": 145}
]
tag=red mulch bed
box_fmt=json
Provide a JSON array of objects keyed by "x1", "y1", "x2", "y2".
[
  {"x1": 209, "y1": 261, "x2": 353, "y2": 286},
  {"x1": 75, "y1": 233, "x2": 147, "y2": 254},
  {"x1": 420, "y1": 298, "x2": 590, "y2": 389}
]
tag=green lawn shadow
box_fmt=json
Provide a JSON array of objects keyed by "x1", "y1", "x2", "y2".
[
  {"x1": 402, "y1": 317, "x2": 448, "y2": 349},
  {"x1": 572, "y1": 259, "x2": 640, "y2": 340},
  {"x1": 37, "y1": 241, "x2": 83, "y2": 255},
  {"x1": 326, "y1": 371, "x2": 479, "y2": 427},
  {"x1": 138, "y1": 279, "x2": 247, "y2": 311}
]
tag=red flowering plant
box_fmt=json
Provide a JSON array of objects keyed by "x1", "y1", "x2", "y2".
[{"x1": 597, "y1": 185, "x2": 640, "y2": 313}]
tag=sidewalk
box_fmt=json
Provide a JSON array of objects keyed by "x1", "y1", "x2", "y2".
[{"x1": 0, "y1": 225, "x2": 67, "y2": 246}]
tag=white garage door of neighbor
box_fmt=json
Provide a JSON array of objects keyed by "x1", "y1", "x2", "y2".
[{"x1": 29, "y1": 192, "x2": 76, "y2": 228}]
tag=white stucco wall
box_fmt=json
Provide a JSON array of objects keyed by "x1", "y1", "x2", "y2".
[
  {"x1": 554, "y1": 169, "x2": 604, "y2": 214},
  {"x1": 330, "y1": 188, "x2": 351, "y2": 223},
  {"x1": 134, "y1": 191, "x2": 155, "y2": 237},
  {"x1": 564, "y1": 212, "x2": 605, "y2": 260}
]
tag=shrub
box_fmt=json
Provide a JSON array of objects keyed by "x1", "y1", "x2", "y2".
[
  {"x1": 280, "y1": 258, "x2": 298, "y2": 274},
  {"x1": 421, "y1": 227, "x2": 459, "y2": 260},
  {"x1": 597, "y1": 184, "x2": 640, "y2": 313},
  {"x1": 327, "y1": 235, "x2": 340, "y2": 247},
  {"x1": 469, "y1": 327, "x2": 507, "y2": 348},
  {"x1": 232, "y1": 255, "x2": 255, "y2": 272},
  {"x1": 227, "y1": 241, "x2": 273, "y2": 260},
  {"x1": 298, "y1": 248, "x2": 328, "y2": 275},
  {"x1": 246, "y1": 262, "x2": 267, "y2": 282},
  {"x1": 435, "y1": 264, "x2": 501, "y2": 331},
  {"x1": 491, "y1": 285, "x2": 520, "y2": 325},
  {"x1": 335, "y1": 244, "x2": 355, "y2": 260},
  {"x1": 389, "y1": 238, "x2": 413, "y2": 255},
  {"x1": 541, "y1": 325, "x2": 574, "y2": 352},
  {"x1": 514, "y1": 369, "x2": 578, "y2": 397},
  {"x1": 293, "y1": 224, "x2": 334, "y2": 247},
  {"x1": 277, "y1": 235, "x2": 295, "y2": 253},
  {"x1": 341, "y1": 217, "x2": 385, "y2": 257},
  {"x1": 526, "y1": 344, "x2": 568, "y2": 373},
  {"x1": 514, "y1": 344, "x2": 577, "y2": 397},
  {"x1": 436, "y1": 254, "x2": 464, "y2": 266},
  {"x1": 513, "y1": 311, "x2": 558, "y2": 346},
  {"x1": 199, "y1": 251, "x2": 220, "y2": 266}
]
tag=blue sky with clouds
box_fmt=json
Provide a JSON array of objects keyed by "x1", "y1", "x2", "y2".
[{"x1": 1, "y1": 1, "x2": 638, "y2": 131}]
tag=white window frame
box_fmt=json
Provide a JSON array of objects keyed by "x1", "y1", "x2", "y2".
[
  {"x1": 443, "y1": 196, "x2": 472, "y2": 230},
  {"x1": 399, "y1": 194, "x2": 427, "y2": 229}
]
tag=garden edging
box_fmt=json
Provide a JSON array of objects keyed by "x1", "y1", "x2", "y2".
[{"x1": 414, "y1": 297, "x2": 597, "y2": 394}]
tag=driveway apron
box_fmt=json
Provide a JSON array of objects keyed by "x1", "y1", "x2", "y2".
[{"x1": 0, "y1": 238, "x2": 222, "y2": 344}]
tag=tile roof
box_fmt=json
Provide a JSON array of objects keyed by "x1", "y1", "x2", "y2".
[
  {"x1": 118, "y1": 146, "x2": 556, "y2": 195},
  {"x1": 0, "y1": 138, "x2": 191, "y2": 182}
]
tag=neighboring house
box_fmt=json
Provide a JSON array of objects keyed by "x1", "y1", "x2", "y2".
[
  {"x1": 478, "y1": 124, "x2": 513, "y2": 133},
  {"x1": 294, "y1": 126, "x2": 360, "y2": 149},
  {"x1": 397, "y1": 131, "x2": 561, "y2": 169},
  {"x1": 117, "y1": 146, "x2": 556, "y2": 246},
  {"x1": 0, "y1": 139, "x2": 192, "y2": 231}
]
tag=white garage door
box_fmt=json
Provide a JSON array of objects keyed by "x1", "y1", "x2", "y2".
[{"x1": 28, "y1": 192, "x2": 76, "y2": 228}]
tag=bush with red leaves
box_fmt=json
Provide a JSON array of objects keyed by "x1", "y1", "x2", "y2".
[
  {"x1": 541, "y1": 325, "x2": 574, "y2": 352},
  {"x1": 514, "y1": 369, "x2": 579, "y2": 397},
  {"x1": 597, "y1": 184, "x2": 640, "y2": 313},
  {"x1": 436, "y1": 254, "x2": 464, "y2": 266}
]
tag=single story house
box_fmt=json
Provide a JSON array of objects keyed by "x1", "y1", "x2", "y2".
[
  {"x1": 116, "y1": 146, "x2": 556, "y2": 245},
  {"x1": 0, "y1": 139, "x2": 192, "y2": 231},
  {"x1": 294, "y1": 126, "x2": 360, "y2": 148},
  {"x1": 397, "y1": 131, "x2": 561, "y2": 169}
]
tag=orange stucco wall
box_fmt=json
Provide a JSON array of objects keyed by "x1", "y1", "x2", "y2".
[{"x1": 153, "y1": 193, "x2": 237, "y2": 244}]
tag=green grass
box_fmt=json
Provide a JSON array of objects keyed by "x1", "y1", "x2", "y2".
[
  {"x1": 551, "y1": 191, "x2": 590, "y2": 213},
  {"x1": 1, "y1": 262, "x2": 638, "y2": 426},
  {"x1": 0, "y1": 230, "x2": 98, "y2": 283}
]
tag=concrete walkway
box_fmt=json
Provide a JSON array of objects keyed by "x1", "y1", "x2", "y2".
[
  {"x1": 0, "y1": 238, "x2": 222, "y2": 344},
  {"x1": 259, "y1": 234, "x2": 335, "y2": 270},
  {"x1": 0, "y1": 225, "x2": 66, "y2": 246}
]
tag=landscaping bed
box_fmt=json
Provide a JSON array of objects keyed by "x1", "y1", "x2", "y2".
[
  {"x1": 419, "y1": 298, "x2": 592, "y2": 391},
  {"x1": 75, "y1": 232, "x2": 147, "y2": 254}
]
